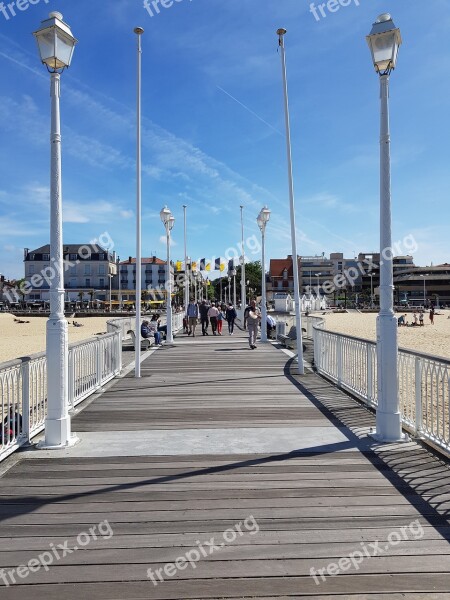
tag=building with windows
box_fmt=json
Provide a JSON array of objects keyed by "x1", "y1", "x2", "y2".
[
  {"x1": 23, "y1": 244, "x2": 117, "y2": 303},
  {"x1": 116, "y1": 256, "x2": 173, "y2": 306},
  {"x1": 267, "y1": 255, "x2": 301, "y2": 302},
  {"x1": 393, "y1": 263, "x2": 450, "y2": 307}
]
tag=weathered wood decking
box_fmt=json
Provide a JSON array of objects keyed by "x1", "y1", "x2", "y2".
[{"x1": 0, "y1": 330, "x2": 449, "y2": 599}]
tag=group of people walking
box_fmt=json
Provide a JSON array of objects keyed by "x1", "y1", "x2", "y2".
[
  {"x1": 141, "y1": 298, "x2": 272, "y2": 350},
  {"x1": 185, "y1": 299, "x2": 237, "y2": 337},
  {"x1": 185, "y1": 298, "x2": 267, "y2": 350}
]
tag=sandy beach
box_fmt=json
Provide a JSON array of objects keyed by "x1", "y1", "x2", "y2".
[
  {"x1": 322, "y1": 310, "x2": 450, "y2": 361},
  {"x1": 0, "y1": 314, "x2": 111, "y2": 364}
]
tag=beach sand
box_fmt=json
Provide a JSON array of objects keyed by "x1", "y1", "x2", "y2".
[
  {"x1": 322, "y1": 310, "x2": 450, "y2": 361},
  {"x1": 0, "y1": 314, "x2": 111, "y2": 364}
]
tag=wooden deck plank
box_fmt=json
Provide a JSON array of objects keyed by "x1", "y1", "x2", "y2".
[{"x1": 0, "y1": 331, "x2": 449, "y2": 598}]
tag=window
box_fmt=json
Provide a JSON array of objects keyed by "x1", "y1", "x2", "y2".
[
  {"x1": 70, "y1": 278, "x2": 77, "y2": 288},
  {"x1": 70, "y1": 253, "x2": 78, "y2": 261},
  {"x1": 43, "y1": 254, "x2": 50, "y2": 261},
  {"x1": 29, "y1": 266, "x2": 35, "y2": 275},
  {"x1": 98, "y1": 265, "x2": 106, "y2": 276},
  {"x1": 99, "y1": 253, "x2": 106, "y2": 260},
  {"x1": 84, "y1": 265, "x2": 91, "y2": 275},
  {"x1": 85, "y1": 278, "x2": 91, "y2": 287},
  {"x1": 99, "y1": 278, "x2": 105, "y2": 287}
]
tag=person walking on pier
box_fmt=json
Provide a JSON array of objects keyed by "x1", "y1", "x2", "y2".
[
  {"x1": 226, "y1": 303, "x2": 237, "y2": 335},
  {"x1": 208, "y1": 302, "x2": 219, "y2": 335},
  {"x1": 186, "y1": 298, "x2": 199, "y2": 336},
  {"x1": 244, "y1": 299, "x2": 261, "y2": 349},
  {"x1": 199, "y1": 300, "x2": 210, "y2": 336}
]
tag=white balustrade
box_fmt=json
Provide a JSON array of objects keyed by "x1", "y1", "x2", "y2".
[{"x1": 307, "y1": 315, "x2": 450, "y2": 457}]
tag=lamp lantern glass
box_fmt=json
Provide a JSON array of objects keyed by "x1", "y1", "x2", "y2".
[
  {"x1": 33, "y1": 11, "x2": 77, "y2": 72},
  {"x1": 366, "y1": 13, "x2": 402, "y2": 75},
  {"x1": 160, "y1": 206, "x2": 172, "y2": 227},
  {"x1": 168, "y1": 215, "x2": 175, "y2": 231},
  {"x1": 257, "y1": 206, "x2": 271, "y2": 231}
]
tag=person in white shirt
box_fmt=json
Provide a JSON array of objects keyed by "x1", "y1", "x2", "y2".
[{"x1": 207, "y1": 303, "x2": 219, "y2": 335}]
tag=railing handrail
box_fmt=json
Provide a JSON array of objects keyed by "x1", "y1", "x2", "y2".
[
  {"x1": 309, "y1": 315, "x2": 450, "y2": 457},
  {"x1": 309, "y1": 317, "x2": 450, "y2": 365},
  {"x1": 1, "y1": 316, "x2": 125, "y2": 462}
]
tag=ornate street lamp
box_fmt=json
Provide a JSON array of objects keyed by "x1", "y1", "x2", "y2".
[
  {"x1": 160, "y1": 206, "x2": 175, "y2": 344},
  {"x1": 33, "y1": 12, "x2": 77, "y2": 449},
  {"x1": 367, "y1": 14, "x2": 406, "y2": 443},
  {"x1": 257, "y1": 206, "x2": 271, "y2": 342}
]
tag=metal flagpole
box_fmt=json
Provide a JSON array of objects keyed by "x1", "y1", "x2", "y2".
[
  {"x1": 134, "y1": 26, "x2": 144, "y2": 378},
  {"x1": 277, "y1": 28, "x2": 305, "y2": 375}
]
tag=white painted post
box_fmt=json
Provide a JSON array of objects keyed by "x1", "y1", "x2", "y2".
[
  {"x1": 414, "y1": 356, "x2": 423, "y2": 436},
  {"x1": 41, "y1": 72, "x2": 74, "y2": 449},
  {"x1": 134, "y1": 26, "x2": 144, "y2": 378},
  {"x1": 22, "y1": 360, "x2": 30, "y2": 443},
  {"x1": 374, "y1": 73, "x2": 405, "y2": 442}
]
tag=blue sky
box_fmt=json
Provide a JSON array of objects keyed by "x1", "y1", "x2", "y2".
[{"x1": 1, "y1": 0, "x2": 449, "y2": 280}]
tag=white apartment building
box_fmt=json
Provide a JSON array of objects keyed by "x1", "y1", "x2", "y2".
[{"x1": 23, "y1": 244, "x2": 117, "y2": 302}]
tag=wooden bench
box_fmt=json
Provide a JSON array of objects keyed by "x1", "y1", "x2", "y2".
[
  {"x1": 126, "y1": 330, "x2": 154, "y2": 350},
  {"x1": 278, "y1": 326, "x2": 307, "y2": 352}
]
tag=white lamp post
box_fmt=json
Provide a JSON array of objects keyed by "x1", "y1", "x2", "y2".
[
  {"x1": 367, "y1": 13, "x2": 406, "y2": 442},
  {"x1": 368, "y1": 272, "x2": 374, "y2": 308},
  {"x1": 257, "y1": 206, "x2": 271, "y2": 342},
  {"x1": 183, "y1": 205, "x2": 189, "y2": 312},
  {"x1": 277, "y1": 28, "x2": 305, "y2": 375},
  {"x1": 108, "y1": 273, "x2": 113, "y2": 312},
  {"x1": 161, "y1": 206, "x2": 175, "y2": 344},
  {"x1": 240, "y1": 205, "x2": 246, "y2": 315},
  {"x1": 33, "y1": 12, "x2": 77, "y2": 449},
  {"x1": 315, "y1": 273, "x2": 322, "y2": 310},
  {"x1": 134, "y1": 25, "x2": 144, "y2": 377},
  {"x1": 419, "y1": 274, "x2": 426, "y2": 307}
]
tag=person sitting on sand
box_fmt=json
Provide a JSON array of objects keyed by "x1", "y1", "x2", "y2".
[{"x1": 397, "y1": 314, "x2": 407, "y2": 327}]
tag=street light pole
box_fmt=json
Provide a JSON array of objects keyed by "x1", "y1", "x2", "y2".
[
  {"x1": 277, "y1": 28, "x2": 304, "y2": 374},
  {"x1": 134, "y1": 25, "x2": 144, "y2": 377},
  {"x1": 367, "y1": 13, "x2": 405, "y2": 442},
  {"x1": 33, "y1": 12, "x2": 77, "y2": 449},
  {"x1": 117, "y1": 255, "x2": 122, "y2": 311},
  {"x1": 109, "y1": 273, "x2": 113, "y2": 312},
  {"x1": 257, "y1": 207, "x2": 271, "y2": 342},
  {"x1": 240, "y1": 205, "x2": 246, "y2": 317},
  {"x1": 183, "y1": 205, "x2": 189, "y2": 312},
  {"x1": 161, "y1": 206, "x2": 175, "y2": 344},
  {"x1": 315, "y1": 273, "x2": 322, "y2": 310}
]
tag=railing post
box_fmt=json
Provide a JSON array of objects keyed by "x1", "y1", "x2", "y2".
[
  {"x1": 118, "y1": 330, "x2": 123, "y2": 374},
  {"x1": 336, "y1": 335, "x2": 343, "y2": 387},
  {"x1": 96, "y1": 341, "x2": 102, "y2": 389},
  {"x1": 415, "y1": 356, "x2": 423, "y2": 437},
  {"x1": 367, "y1": 344, "x2": 373, "y2": 404},
  {"x1": 22, "y1": 359, "x2": 31, "y2": 444},
  {"x1": 68, "y1": 349, "x2": 75, "y2": 410}
]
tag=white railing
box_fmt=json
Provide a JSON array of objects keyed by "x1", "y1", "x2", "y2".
[
  {"x1": 0, "y1": 321, "x2": 122, "y2": 462},
  {"x1": 310, "y1": 316, "x2": 450, "y2": 457}
]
